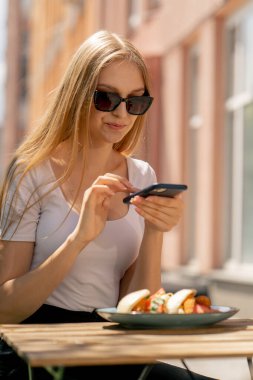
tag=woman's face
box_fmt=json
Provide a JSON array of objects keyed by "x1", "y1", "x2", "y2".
[{"x1": 88, "y1": 60, "x2": 145, "y2": 147}]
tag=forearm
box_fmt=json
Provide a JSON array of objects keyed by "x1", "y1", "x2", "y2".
[
  {"x1": 119, "y1": 225, "x2": 163, "y2": 298},
  {"x1": 120, "y1": 193, "x2": 184, "y2": 299},
  {"x1": 0, "y1": 235, "x2": 87, "y2": 324}
]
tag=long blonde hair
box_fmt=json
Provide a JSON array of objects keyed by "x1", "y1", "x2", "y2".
[{"x1": 0, "y1": 30, "x2": 152, "y2": 237}]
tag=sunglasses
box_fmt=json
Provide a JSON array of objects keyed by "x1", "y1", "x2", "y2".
[{"x1": 93, "y1": 90, "x2": 153, "y2": 115}]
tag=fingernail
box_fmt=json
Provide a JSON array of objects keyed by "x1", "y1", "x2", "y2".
[{"x1": 131, "y1": 196, "x2": 142, "y2": 203}]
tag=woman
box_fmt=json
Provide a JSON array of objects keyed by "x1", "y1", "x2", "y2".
[{"x1": 0, "y1": 30, "x2": 216, "y2": 379}]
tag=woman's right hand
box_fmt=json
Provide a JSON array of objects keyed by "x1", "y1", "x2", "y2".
[{"x1": 71, "y1": 173, "x2": 134, "y2": 246}]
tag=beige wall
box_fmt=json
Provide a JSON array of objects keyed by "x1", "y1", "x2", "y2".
[
  {"x1": 159, "y1": 47, "x2": 185, "y2": 269},
  {"x1": 131, "y1": 0, "x2": 226, "y2": 54},
  {"x1": 2, "y1": 0, "x2": 24, "y2": 168},
  {"x1": 28, "y1": 0, "x2": 97, "y2": 128}
]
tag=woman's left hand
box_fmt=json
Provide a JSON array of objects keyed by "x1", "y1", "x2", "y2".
[{"x1": 130, "y1": 195, "x2": 184, "y2": 232}]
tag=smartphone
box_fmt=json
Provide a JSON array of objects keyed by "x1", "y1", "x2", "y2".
[{"x1": 123, "y1": 183, "x2": 188, "y2": 204}]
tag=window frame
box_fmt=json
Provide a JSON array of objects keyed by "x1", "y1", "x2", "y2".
[{"x1": 224, "y1": 3, "x2": 253, "y2": 270}]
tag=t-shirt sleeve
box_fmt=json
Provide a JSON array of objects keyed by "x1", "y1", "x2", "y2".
[
  {"x1": 128, "y1": 157, "x2": 157, "y2": 189},
  {"x1": 0, "y1": 171, "x2": 41, "y2": 241}
]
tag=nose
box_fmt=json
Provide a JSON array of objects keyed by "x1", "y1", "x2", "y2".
[{"x1": 112, "y1": 99, "x2": 129, "y2": 117}]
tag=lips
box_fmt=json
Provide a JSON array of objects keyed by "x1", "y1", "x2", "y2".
[{"x1": 105, "y1": 122, "x2": 127, "y2": 130}]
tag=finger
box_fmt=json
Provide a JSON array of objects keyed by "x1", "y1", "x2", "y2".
[
  {"x1": 135, "y1": 207, "x2": 176, "y2": 231},
  {"x1": 93, "y1": 175, "x2": 135, "y2": 192},
  {"x1": 134, "y1": 206, "x2": 182, "y2": 232},
  {"x1": 83, "y1": 185, "x2": 115, "y2": 206},
  {"x1": 132, "y1": 197, "x2": 183, "y2": 230},
  {"x1": 99, "y1": 173, "x2": 134, "y2": 189},
  {"x1": 131, "y1": 196, "x2": 183, "y2": 217},
  {"x1": 131, "y1": 195, "x2": 183, "y2": 208},
  {"x1": 135, "y1": 203, "x2": 181, "y2": 225},
  {"x1": 102, "y1": 174, "x2": 139, "y2": 192}
]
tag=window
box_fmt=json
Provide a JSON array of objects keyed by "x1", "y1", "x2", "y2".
[
  {"x1": 242, "y1": 103, "x2": 253, "y2": 262},
  {"x1": 128, "y1": 0, "x2": 160, "y2": 33},
  {"x1": 128, "y1": 0, "x2": 142, "y2": 31},
  {"x1": 224, "y1": 4, "x2": 253, "y2": 267},
  {"x1": 186, "y1": 44, "x2": 202, "y2": 264},
  {"x1": 0, "y1": 0, "x2": 7, "y2": 128}
]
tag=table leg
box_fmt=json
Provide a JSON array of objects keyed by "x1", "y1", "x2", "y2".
[
  {"x1": 181, "y1": 359, "x2": 197, "y2": 380},
  {"x1": 137, "y1": 365, "x2": 154, "y2": 380},
  {"x1": 27, "y1": 365, "x2": 65, "y2": 380},
  {"x1": 45, "y1": 366, "x2": 65, "y2": 380},
  {"x1": 247, "y1": 357, "x2": 253, "y2": 380},
  {"x1": 28, "y1": 365, "x2": 33, "y2": 380}
]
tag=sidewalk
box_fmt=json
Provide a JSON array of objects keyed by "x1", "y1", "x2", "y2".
[{"x1": 164, "y1": 358, "x2": 251, "y2": 380}]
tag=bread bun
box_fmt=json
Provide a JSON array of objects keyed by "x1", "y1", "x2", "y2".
[
  {"x1": 117, "y1": 289, "x2": 150, "y2": 313},
  {"x1": 165, "y1": 288, "x2": 197, "y2": 314}
]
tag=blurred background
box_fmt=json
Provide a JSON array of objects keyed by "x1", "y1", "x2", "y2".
[{"x1": 1, "y1": 0, "x2": 253, "y2": 318}]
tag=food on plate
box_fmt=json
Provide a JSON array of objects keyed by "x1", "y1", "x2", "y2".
[
  {"x1": 116, "y1": 289, "x2": 150, "y2": 313},
  {"x1": 193, "y1": 295, "x2": 212, "y2": 313},
  {"x1": 117, "y1": 288, "x2": 214, "y2": 314},
  {"x1": 165, "y1": 288, "x2": 197, "y2": 314}
]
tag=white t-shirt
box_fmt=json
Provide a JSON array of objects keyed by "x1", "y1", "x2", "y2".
[{"x1": 1, "y1": 157, "x2": 156, "y2": 311}]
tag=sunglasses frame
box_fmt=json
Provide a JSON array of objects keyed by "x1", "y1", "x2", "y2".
[{"x1": 93, "y1": 90, "x2": 153, "y2": 115}]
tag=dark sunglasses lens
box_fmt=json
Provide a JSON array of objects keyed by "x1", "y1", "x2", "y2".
[
  {"x1": 127, "y1": 96, "x2": 153, "y2": 115},
  {"x1": 94, "y1": 91, "x2": 119, "y2": 112}
]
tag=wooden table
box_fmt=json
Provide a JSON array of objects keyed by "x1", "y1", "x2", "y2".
[{"x1": 1, "y1": 318, "x2": 253, "y2": 380}]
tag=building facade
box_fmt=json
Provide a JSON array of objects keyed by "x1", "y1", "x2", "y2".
[{"x1": 0, "y1": 0, "x2": 30, "y2": 172}]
